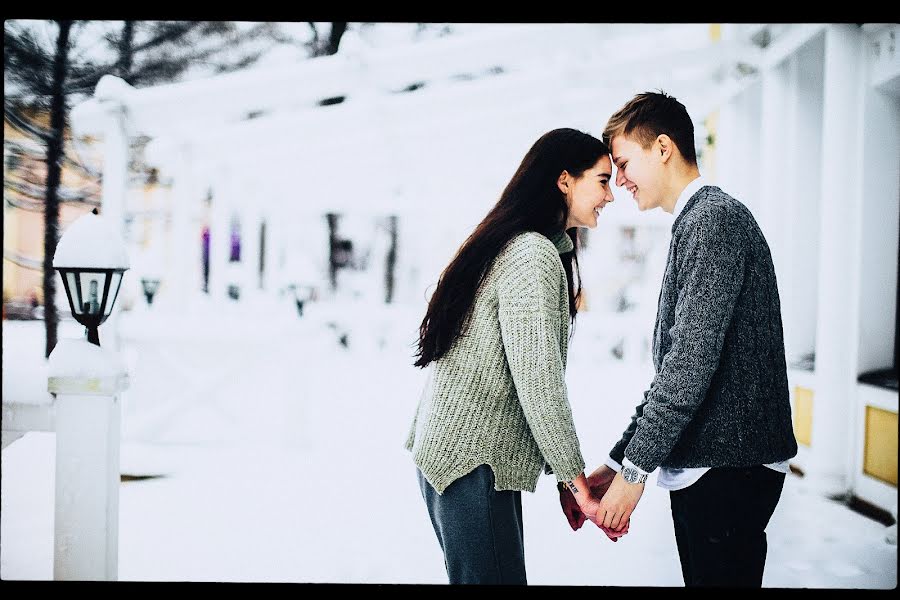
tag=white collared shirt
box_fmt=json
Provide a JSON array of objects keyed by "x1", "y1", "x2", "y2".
[
  {"x1": 606, "y1": 175, "x2": 790, "y2": 491},
  {"x1": 671, "y1": 174, "x2": 707, "y2": 220}
]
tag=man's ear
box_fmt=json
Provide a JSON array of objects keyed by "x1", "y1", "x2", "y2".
[{"x1": 657, "y1": 134, "x2": 674, "y2": 164}]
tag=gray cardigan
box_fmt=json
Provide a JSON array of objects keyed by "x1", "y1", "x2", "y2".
[{"x1": 610, "y1": 185, "x2": 798, "y2": 472}]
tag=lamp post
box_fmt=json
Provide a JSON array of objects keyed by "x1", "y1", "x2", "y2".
[
  {"x1": 53, "y1": 209, "x2": 129, "y2": 346},
  {"x1": 48, "y1": 208, "x2": 129, "y2": 580}
]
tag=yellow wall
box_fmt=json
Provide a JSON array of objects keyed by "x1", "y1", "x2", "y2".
[
  {"x1": 4, "y1": 114, "x2": 97, "y2": 303},
  {"x1": 864, "y1": 406, "x2": 898, "y2": 486},
  {"x1": 793, "y1": 386, "x2": 814, "y2": 447}
]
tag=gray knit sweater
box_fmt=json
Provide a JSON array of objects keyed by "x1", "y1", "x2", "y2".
[
  {"x1": 610, "y1": 186, "x2": 798, "y2": 472},
  {"x1": 405, "y1": 230, "x2": 585, "y2": 494}
]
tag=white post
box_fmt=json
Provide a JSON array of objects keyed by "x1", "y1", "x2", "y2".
[
  {"x1": 170, "y1": 143, "x2": 196, "y2": 306},
  {"x1": 811, "y1": 24, "x2": 865, "y2": 491},
  {"x1": 241, "y1": 203, "x2": 261, "y2": 295},
  {"x1": 259, "y1": 212, "x2": 270, "y2": 292},
  {"x1": 97, "y1": 97, "x2": 130, "y2": 351},
  {"x1": 219, "y1": 169, "x2": 241, "y2": 301},
  {"x1": 99, "y1": 103, "x2": 128, "y2": 243},
  {"x1": 48, "y1": 338, "x2": 128, "y2": 581},
  {"x1": 207, "y1": 167, "x2": 230, "y2": 300}
]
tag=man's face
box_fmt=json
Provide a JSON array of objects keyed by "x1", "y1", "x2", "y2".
[{"x1": 611, "y1": 134, "x2": 665, "y2": 211}]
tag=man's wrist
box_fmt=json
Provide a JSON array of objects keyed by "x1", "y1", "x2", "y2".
[
  {"x1": 621, "y1": 467, "x2": 647, "y2": 485},
  {"x1": 622, "y1": 457, "x2": 650, "y2": 476},
  {"x1": 621, "y1": 457, "x2": 649, "y2": 485},
  {"x1": 604, "y1": 456, "x2": 623, "y2": 473}
]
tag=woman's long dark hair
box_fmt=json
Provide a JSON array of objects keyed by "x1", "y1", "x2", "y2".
[{"x1": 414, "y1": 128, "x2": 610, "y2": 368}]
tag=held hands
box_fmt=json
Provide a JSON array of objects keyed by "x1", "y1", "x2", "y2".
[
  {"x1": 587, "y1": 464, "x2": 629, "y2": 540},
  {"x1": 595, "y1": 470, "x2": 645, "y2": 532},
  {"x1": 557, "y1": 472, "x2": 631, "y2": 542}
]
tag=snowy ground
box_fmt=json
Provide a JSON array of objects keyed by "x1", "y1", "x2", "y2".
[{"x1": 2, "y1": 304, "x2": 896, "y2": 586}]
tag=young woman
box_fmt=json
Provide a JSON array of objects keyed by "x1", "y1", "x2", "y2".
[{"x1": 405, "y1": 128, "x2": 620, "y2": 584}]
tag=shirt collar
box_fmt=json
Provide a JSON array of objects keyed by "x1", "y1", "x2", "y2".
[{"x1": 672, "y1": 175, "x2": 708, "y2": 220}]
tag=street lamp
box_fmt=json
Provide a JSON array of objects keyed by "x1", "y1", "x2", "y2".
[
  {"x1": 53, "y1": 209, "x2": 130, "y2": 346},
  {"x1": 140, "y1": 278, "x2": 161, "y2": 305},
  {"x1": 287, "y1": 283, "x2": 313, "y2": 317}
]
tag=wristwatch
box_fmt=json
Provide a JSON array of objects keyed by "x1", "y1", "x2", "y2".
[{"x1": 621, "y1": 465, "x2": 648, "y2": 485}]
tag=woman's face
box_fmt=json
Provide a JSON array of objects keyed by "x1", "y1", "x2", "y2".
[{"x1": 562, "y1": 155, "x2": 614, "y2": 229}]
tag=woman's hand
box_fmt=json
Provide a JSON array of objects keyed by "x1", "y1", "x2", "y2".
[
  {"x1": 587, "y1": 464, "x2": 618, "y2": 498},
  {"x1": 558, "y1": 485, "x2": 587, "y2": 531}
]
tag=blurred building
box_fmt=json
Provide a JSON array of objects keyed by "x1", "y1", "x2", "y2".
[
  {"x1": 713, "y1": 24, "x2": 898, "y2": 522},
  {"x1": 3, "y1": 109, "x2": 100, "y2": 314}
]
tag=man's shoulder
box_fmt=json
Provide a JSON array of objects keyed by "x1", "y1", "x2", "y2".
[
  {"x1": 687, "y1": 185, "x2": 740, "y2": 215},
  {"x1": 679, "y1": 186, "x2": 751, "y2": 233}
]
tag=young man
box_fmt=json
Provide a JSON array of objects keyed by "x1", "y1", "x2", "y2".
[{"x1": 584, "y1": 91, "x2": 798, "y2": 587}]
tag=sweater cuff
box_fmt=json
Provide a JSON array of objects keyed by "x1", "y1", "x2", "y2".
[
  {"x1": 604, "y1": 455, "x2": 623, "y2": 472},
  {"x1": 623, "y1": 456, "x2": 650, "y2": 476}
]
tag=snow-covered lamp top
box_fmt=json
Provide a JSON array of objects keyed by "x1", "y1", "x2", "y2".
[
  {"x1": 53, "y1": 211, "x2": 130, "y2": 270},
  {"x1": 95, "y1": 74, "x2": 133, "y2": 103}
]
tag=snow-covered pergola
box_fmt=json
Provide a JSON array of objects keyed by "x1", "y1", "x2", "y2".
[{"x1": 70, "y1": 23, "x2": 770, "y2": 306}]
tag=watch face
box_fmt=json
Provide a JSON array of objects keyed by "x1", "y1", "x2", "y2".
[{"x1": 623, "y1": 467, "x2": 644, "y2": 483}]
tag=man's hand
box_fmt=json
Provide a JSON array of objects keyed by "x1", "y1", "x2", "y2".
[
  {"x1": 558, "y1": 485, "x2": 586, "y2": 531},
  {"x1": 596, "y1": 471, "x2": 645, "y2": 531},
  {"x1": 601, "y1": 519, "x2": 630, "y2": 541},
  {"x1": 585, "y1": 464, "x2": 627, "y2": 541}
]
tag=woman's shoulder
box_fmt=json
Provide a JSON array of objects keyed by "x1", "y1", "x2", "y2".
[
  {"x1": 500, "y1": 231, "x2": 558, "y2": 260},
  {"x1": 492, "y1": 231, "x2": 562, "y2": 280}
]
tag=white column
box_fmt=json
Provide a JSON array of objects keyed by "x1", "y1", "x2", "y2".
[
  {"x1": 98, "y1": 101, "x2": 129, "y2": 350},
  {"x1": 781, "y1": 49, "x2": 821, "y2": 365},
  {"x1": 849, "y1": 28, "x2": 900, "y2": 509},
  {"x1": 259, "y1": 214, "x2": 271, "y2": 291},
  {"x1": 48, "y1": 339, "x2": 128, "y2": 581},
  {"x1": 227, "y1": 178, "x2": 250, "y2": 298},
  {"x1": 99, "y1": 102, "x2": 128, "y2": 243},
  {"x1": 262, "y1": 204, "x2": 283, "y2": 295},
  {"x1": 241, "y1": 204, "x2": 262, "y2": 294},
  {"x1": 717, "y1": 81, "x2": 762, "y2": 212},
  {"x1": 757, "y1": 58, "x2": 792, "y2": 299},
  {"x1": 208, "y1": 167, "x2": 232, "y2": 300},
  {"x1": 169, "y1": 143, "x2": 197, "y2": 305},
  {"x1": 857, "y1": 77, "x2": 900, "y2": 374},
  {"x1": 811, "y1": 24, "x2": 865, "y2": 488},
  {"x1": 218, "y1": 175, "x2": 244, "y2": 298}
]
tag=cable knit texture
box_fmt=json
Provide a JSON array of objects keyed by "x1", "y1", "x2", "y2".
[
  {"x1": 405, "y1": 230, "x2": 585, "y2": 494},
  {"x1": 609, "y1": 186, "x2": 798, "y2": 472}
]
